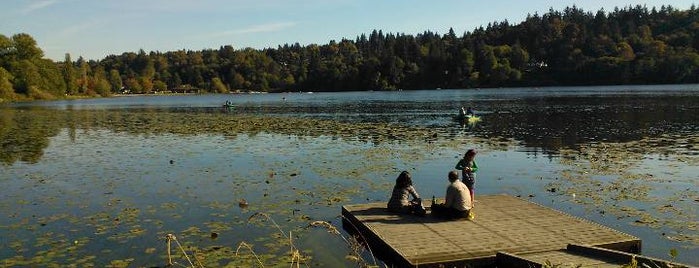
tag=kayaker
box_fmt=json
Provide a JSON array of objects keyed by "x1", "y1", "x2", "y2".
[{"x1": 466, "y1": 107, "x2": 475, "y2": 116}]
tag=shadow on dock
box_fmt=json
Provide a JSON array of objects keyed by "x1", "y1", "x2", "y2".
[{"x1": 342, "y1": 194, "x2": 693, "y2": 268}]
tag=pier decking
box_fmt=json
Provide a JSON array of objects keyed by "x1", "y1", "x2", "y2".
[{"x1": 342, "y1": 194, "x2": 642, "y2": 267}]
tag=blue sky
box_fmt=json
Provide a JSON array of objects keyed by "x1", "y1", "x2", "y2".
[{"x1": 1, "y1": 0, "x2": 696, "y2": 61}]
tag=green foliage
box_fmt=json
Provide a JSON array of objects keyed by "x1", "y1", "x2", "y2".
[
  {"x1": 76, "y1": 57, "x2": 90, "y2": 94},
  {"x1": 123, "y1": 78, "x2": 142, "y2": 93},
  {"x1": 669, "y1": 248, "x2": 678, "y2": 259},
  {"x1": 0, "y1": 35, "x2": 16, "y2": 68},
  {"x1": 35, "y1": 58, "x2": 66, "y2": 97},
  {"x1": 3, "y1": 4, "x2": 699, "y2": 100},
  {"x1": 211, "y1": 77, "x2": 228, "y2": 93},
  {"x1": 138, "y1": 76, "x2": 153, "y2": 94},
  {"x1": 0, "y1": 67, "x2": 16, "y2": 101},
  {"x1": 12, "y1": 33, "x2": 43, "y2": 60},
  {"x1": 152, "y1": 80, "x2": 167, "y2": 92},
  {"x1": 10, "y1": 60, "x2": 42, "y2": 94},
  {"x1": 108, "y1": 69, "x2": 123, "y2": 92},
  {"x1": 94, "y1": 77, "x2": 111, "y2": 97}
]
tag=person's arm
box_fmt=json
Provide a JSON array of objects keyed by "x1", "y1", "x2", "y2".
[
  {"x1": 444, "y1": 185, "x2": 454, "y2": 207},
  {"x1": 471, "y1": 161, "x2": 478, "y2": 173},
  {"x1": 455, "y1": 159, "x2": 465, "y2": 170},
  {"x1": 408, "y1": 185, "x2": 420, "y2": 200}
]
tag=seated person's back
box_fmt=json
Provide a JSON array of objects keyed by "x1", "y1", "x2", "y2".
[
  {"x1": 387, "y1": 171, "x2": 425, "y2": 215},
  {"x1": 431, "y1": 170, "x2": 472, "y2": 219}
]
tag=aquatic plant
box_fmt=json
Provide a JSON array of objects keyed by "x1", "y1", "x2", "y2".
[
  {"x1": 247, "y1": 212, "x2": 310, "y2": 267},
  {"x1": 1, "y1": 104, "x2": 696, "y2": 266},
  {"x1": 165, "y1": 233, "x2": 200, "y2": 268},
  {"x1": 308, "y1": 219, "x2": 380, "y2": 267},
  {"x1": 234, "y1": 241, "x2": 263, "y2": 267}
]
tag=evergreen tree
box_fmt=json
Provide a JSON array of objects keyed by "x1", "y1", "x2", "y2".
[
  {"x1": 76, "y1": 57, "x2": 90, "y2": 94},
  {"x1": 63, "y1": 53, "x2": 77, "y2": 95}
]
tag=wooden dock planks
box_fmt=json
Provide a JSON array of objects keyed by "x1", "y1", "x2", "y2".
[{"x1": 342, "y1": 194, "x2": 641, "y2": 267}]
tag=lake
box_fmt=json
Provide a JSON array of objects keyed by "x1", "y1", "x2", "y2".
[{"x1": 1, "y1": 85, "x2": 698, "y2": 267}]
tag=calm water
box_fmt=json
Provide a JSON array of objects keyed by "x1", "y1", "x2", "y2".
[{"x1": 1, "y1": 85, "x2": 698, "y2": 266}]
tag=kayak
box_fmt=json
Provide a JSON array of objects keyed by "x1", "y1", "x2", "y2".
[
  {"x1": 454, "y1": 114, "x2": 481, "y2": 123},
  {"x1": 467, "y1": 115, "x2": 481, "y2": 123}
]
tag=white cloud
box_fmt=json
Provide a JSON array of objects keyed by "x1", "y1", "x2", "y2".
[{"x1": 23, "y1": 0, "x2": 59, "y2": 14}]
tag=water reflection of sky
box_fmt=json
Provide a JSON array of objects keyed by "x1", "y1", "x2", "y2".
[
  {"x1": 11, "y1": 84, "x2": 699, "y2": 108},
  {"x1": 11, "y1": 86, "x2": 698, "y2": 153},
  {"x1": 3, "y1": 128, "x2": 693, "y2": 266}
]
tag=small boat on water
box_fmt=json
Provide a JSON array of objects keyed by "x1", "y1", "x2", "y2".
[
  {"x1": 454, "y1": 114, "x2": 481, "y2": 123},
  {"x1": 455, "y1": 107, "x2": 480, "y2": 123},
  {"x1": 223, "y1": 100, "x2": 234, "y2": 109}
]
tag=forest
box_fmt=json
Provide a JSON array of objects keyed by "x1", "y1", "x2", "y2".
[{"x1": 1, "y1": 5, "x2": 698, "y2": 101}]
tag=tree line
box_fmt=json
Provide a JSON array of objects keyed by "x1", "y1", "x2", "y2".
[{"x1": 1, "y1": 5, "x2": 698, "y2": 101}]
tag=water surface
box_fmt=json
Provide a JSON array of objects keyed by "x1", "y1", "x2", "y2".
[{"x1": 1, "y1": 85, "x2": 698, "y2": 266}]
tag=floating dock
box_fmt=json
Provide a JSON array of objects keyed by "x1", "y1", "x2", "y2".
[{"x1": 341, "y1": 194, "x2": 657, "y2": 267}]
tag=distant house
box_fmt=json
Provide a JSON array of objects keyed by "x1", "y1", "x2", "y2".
[
  {"x1": 528, "y1": 61, "x2": 548, "y2": 68},
  {"x1": 526, "y1": 61, "x2": 548, "y2": 72}
]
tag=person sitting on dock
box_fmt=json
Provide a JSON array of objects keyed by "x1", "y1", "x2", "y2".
[
  {"x1": 431, "y1": 170, "x2": 472, "y2": 219},
  {"x1": 387, "y1": 171, "x2": 426, "y2": 216}
]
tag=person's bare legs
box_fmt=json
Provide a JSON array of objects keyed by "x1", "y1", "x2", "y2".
[{"x1": 469, "y1": 188, "x2": 475, "y2": 207}]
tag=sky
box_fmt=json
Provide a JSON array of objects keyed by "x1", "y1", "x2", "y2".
[{"x1": 1, "y1": 0, "x2": 696, "y2": 61}]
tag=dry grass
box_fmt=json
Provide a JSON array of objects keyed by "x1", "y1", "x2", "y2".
[{"x1": 163, "y1": 213, "x2": 384, "y2": 268}]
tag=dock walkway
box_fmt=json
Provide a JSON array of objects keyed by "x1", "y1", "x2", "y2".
[{"x1": 342, "y1": 194, "x2": 645, "y2": 267}]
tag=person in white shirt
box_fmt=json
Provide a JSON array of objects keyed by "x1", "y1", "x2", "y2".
[{"x1": 431, "y1": 170, "x2": 472, "y2": 219}]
